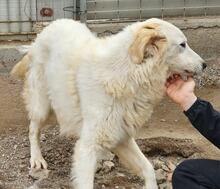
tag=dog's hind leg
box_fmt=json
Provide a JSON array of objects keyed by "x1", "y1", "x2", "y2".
[
  {"x1": 24, "y1": 66, "x2": 50, "y2": 170},
  {"x1": 29, "y1": 120, "x2": 48, "y2": 169},
  {"x1": 113, "y1": 138, "x2": 158, "y2": 189}
]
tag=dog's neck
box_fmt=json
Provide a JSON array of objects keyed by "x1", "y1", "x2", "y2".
[
  {"x1": 99, "y1": 28, "x2": 169, "y2": 102},
  {"x1": 94, "y1": 28, "x2": 169, "y2": 135}
]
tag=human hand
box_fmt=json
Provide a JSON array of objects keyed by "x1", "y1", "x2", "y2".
[{"x1": 165, "y1": 75, "x2": 197, "y2": 111}]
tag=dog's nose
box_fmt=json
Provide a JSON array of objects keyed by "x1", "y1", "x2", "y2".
[{"x1": 202, "y1": 63, "x2": 207, "y2": 70}]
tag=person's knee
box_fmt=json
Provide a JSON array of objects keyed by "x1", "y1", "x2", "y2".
[{"x1": 172, "y1": 159, "x2": 196, "y2": 184}]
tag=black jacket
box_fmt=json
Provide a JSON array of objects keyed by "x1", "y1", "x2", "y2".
[{"x1": 184, "y1": 98, "x2": 220, "y2": 149}]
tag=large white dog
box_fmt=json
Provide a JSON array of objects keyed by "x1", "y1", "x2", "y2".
[{"x1": 11, "y1": 18, "x2": 205, "y2": 189}]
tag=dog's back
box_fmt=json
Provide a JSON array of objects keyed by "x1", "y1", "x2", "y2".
[{"x1": 20, "y1": 19, "x2": 97, "y2": 136}]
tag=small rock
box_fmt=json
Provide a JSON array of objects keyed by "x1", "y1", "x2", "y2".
[
  {"x1": 160, "y1": 119, "x2": 166, "y2": 122},
  {"x1": 153, "y1": 159, "x2": 163, "y2": 170},
  {"x1": 41, "y1": 134, "x2": 46, "y2": 142},
  {"x1": 215, "y1": 79, "x2": 220, "y2": 87},
  {"x1": 116, "y1": 172, "x2": 126, "y2": 177},
  {"x1": 19, "y1": 163, "x2": 27, "y2": 172},
  {"x1": 20, "y1": 155, "x2": 27, "y2": 159},
  {"x1": 29, "y1": 168, "x2": 50, "y2": 180},
  {"x1": 102, "y1": 161, "x2": 115, "y2": 173},
  {"x1": 96, "y1": 162, "x2": 102, "y2": 173},
  {"x1": 27, "y1": 184, "x2": 39, "y2": 189},
  {"x1": 156, "y1": 169, "x2": 166, "y2": 184},
  {"x1": 159, "y1": 182, "x2": 172, "y2": 189},
  {"x1": 102, "y1": 151, "x2": 115, "y2": 161},
  {"x1": 0, "y1": 181, "x2": 5, "y2": 188}
]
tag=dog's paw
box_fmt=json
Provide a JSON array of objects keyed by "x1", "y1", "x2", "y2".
[{"x1": 30, "y1": 157, "x2": 48, "y2": 170}]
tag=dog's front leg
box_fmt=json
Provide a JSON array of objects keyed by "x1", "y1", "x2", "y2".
[
  {"x1": 71, "y1": 139, "x2": 99, "y2": 189},
  {"x1": 113, "y1": 138, "x2": 158, "y2": 189}
]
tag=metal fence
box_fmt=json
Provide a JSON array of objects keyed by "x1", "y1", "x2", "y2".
[
  {"x1": 1, "y1": 0, "x2": 220, "y2": 34},
  {"x1": 86, "y1": 0, "x2": 220, "y2": 23}
]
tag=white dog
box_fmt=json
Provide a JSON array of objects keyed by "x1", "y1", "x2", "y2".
[{"x1": 11, "y1": 18, "x2": 205, "y2": 189}]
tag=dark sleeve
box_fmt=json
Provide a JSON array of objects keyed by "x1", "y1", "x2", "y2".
[{"x1": 184, "y1": 98, "x2": 220, "y2": 149}]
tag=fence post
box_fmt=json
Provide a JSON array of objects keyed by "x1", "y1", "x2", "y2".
[
  {"x1": 36, "y1": 0, "x2": 38, "y2": 21},
  {"x1": 80, "y1": 0, "x2": 87, "y2": 22}
]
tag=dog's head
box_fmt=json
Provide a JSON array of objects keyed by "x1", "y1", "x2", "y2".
[{"x1": 129, "y1": 18, "x2": 205, "y2": 78}]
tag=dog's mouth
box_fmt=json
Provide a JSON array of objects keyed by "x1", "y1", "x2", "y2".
[
  {"x1": 167, "y1": 70, "x2": 195, "y2": 82},
  {"x1": 184, "y1": 70, "x2": 195, "y2": 77}
]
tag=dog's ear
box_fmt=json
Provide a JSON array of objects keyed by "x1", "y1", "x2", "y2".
[{"x1": 129, "y1": 23, "x2": 167, "y2": 64}]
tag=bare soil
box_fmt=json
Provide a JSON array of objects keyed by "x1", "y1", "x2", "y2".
[{"x1": 1, "y1": 59, "x2": 220, "y2": 189}]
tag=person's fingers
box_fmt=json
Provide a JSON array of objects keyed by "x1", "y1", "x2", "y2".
[
  {"x1": 166, "y1": 78, "x2": 180, "y2": 90},
  {"x1": 167, "y1": 76, "x2": 179, "y2": 85},
  {"x1": 166, "y1": 76, "x2": 173, "y2": 83},
  {"x1": 165, "y1": 82, "x2": 170, "y2": 88},
  {"x1": 165, "y1": 79, "x2": 174, "y2": 88},
  {"x1": 165, "y1": 78, "x2": 173, "y2": 88},
  {"x1": 174, "y1": 74, "x2": 181, "y2": 79},
  {"x1": 172, "y1": 78, "x2": 184, "y2": 89},
  {"x1": 166, "y1": 84, "x2": 177, "y2": 95}
]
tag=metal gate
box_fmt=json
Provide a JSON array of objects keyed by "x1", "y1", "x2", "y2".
[{"x1": 1, "y1": 0, "x2": 220, "y2": 34}]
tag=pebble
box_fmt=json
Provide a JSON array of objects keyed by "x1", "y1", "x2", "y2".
[
  {"x1": 41, "y1": 134, "x2": 46, "y2": 142},
  {"x1": 215, "y1": 80, "x2": 220, "y2": 87},
  {"x1": 19, "y1": 163, "x2": 27, "y2": 172},
  {"x1": 155, "y1": 169, "x2": 166, "y2": 184},
  {"x1": 29, "y1": 169, "x2": 50, "y2": 180},
  {"x1": 159, "y1": 182, "x2": 172, "y2": 189},
  {"x1": 102, "y1": 151, "x2": 115, "y2": 161},
  {"x1": 102, "y1": 161, "x2": 115, "y2": 173},
  {"x1": 116, "y1": 172, "x2": 126, "y2": 177},
  {"x1": 20, "y1": 155, "x2": 27, "y2": 159},
  {"x1": 160, "y1": 119, "x2": 166, "y2": 122},
  {"x1": 153, "y1": 159, "x2": 163, "y2": 170},
  {"x1": 0, "y1": 181, "x2": 5, "y2": 188},
  {"x1": 27, "y1": 184, "x2": 39, "y2": 189}
]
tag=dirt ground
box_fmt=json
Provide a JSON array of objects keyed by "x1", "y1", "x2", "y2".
[{"x1": 1, "y1": 58, "x2": 220, "y2": 189}]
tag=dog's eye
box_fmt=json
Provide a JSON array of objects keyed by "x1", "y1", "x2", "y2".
[{"x1": 180, "y1": 42, "x2": 186, "y2": 48}]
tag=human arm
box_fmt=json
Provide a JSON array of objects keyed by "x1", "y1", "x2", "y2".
[{"x1": 165, "y1": 76, "x2": 220, "y2": 149}]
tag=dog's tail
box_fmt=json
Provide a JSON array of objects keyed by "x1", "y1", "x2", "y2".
[
  {"x1": 10, "y1": 46, "x2": 31, "y2": 80},
  {"x1": 10, "y1": 54, "x2": 30, "y2": 80}
]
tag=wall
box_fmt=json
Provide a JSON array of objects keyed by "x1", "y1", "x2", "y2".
[
  {"x1": 0, "y1": 0, "x2": 75, "y2": 33},
  {"x1": 1, "y1": 0, "x2": 220, "y2": 33}
]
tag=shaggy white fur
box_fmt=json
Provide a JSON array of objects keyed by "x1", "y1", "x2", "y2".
[{"x1": 12, "y1": 18, "x2": 204, "y2": 189}]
